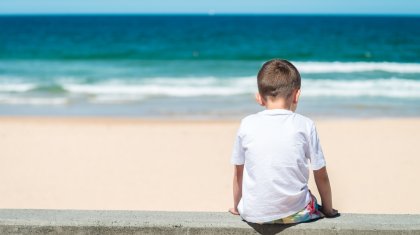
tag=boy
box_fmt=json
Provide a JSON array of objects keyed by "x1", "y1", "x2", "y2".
[{"x1": 229, "y1": 59, "x2": 338, "y2": 224}]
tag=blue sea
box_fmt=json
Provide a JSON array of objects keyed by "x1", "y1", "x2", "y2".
[{"x1": 0, "y1": 15, "x2": 419, "y2": 118}]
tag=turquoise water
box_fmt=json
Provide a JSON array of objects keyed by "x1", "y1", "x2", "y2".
[{"x1": 0, "y1": 15, "x2": 419, "y2": 118}]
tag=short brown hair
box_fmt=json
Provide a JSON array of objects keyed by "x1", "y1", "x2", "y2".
[{"x1": 257, "y1": 59, "x2": 301, "y2": 99}]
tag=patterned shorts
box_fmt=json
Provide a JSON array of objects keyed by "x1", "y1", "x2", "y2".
[{"x1": 263, "y1": 194, "x2": 323, "y2": 224}]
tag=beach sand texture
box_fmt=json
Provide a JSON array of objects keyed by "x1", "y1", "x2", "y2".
[{"x1": 1, "y1": 117, "x2": 419, "y2": 214}]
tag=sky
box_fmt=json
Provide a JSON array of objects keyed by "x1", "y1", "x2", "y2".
[{"x1": 0, "y1": 0, "x2": 419, "y2": 15}]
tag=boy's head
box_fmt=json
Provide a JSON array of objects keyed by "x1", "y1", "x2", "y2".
[{"x1": 256, "y1": 59, "x2": 301, "y2": 109}]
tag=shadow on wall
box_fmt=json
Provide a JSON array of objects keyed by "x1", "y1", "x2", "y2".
[
  {"x1": 246, "y1": 222, "x2": 296, "y2": 235},
  {"x1": 246, "y1": 217, "x2": 323, "y2": 235}
]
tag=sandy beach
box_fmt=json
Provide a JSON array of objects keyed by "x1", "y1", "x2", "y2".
[{"x1": 1, "y1": 117, "x2": 419, "y2": 214}]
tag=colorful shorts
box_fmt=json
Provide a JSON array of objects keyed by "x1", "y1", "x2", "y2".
[{"x1": 263, "y1": 194, "x2": 323, "y2": 224}]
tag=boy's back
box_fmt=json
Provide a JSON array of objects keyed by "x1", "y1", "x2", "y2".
[
  {"x1": 229, "y1": 59, "x2": 337, "y2": 223},
  {"x1": 231, "y1": 108, "x2": 325, "y2": 223}
]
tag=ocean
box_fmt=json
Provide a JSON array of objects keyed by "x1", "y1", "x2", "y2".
[{"x1": 0, "y1": 15, "x2": 419, "y2": 118}]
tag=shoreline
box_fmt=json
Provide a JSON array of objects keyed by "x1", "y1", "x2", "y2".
[{"x1": 2, "y1": 114, "x2": 420, "y2": 122}]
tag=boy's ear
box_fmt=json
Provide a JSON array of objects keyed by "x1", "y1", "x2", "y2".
[
  {"x1": 255, "y1": 93, "x2": 265, "y2": 106},
  {"x1": 293, "y1": 89, "x2": 301, "y2": 104}
]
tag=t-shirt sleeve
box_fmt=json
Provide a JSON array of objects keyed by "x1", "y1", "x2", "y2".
[
  {"x1": 308, "y1": 123, "x2": 326, "y2": 170},
  {"x1": 230, "y1": 125, "x2": 245, "y2": 165}
]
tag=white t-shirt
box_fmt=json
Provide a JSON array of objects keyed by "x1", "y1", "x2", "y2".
[{"x1": 231, "y1": 109, "x2": 326, "y2": 223}]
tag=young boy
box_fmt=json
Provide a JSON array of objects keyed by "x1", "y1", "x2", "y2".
[{"x1": 229, "y1": 59, "x2": 338, "y2": 224}]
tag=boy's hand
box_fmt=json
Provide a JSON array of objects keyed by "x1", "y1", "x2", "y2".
[
  {"x1": 320, "y1": 207, "x2": 340, "y2": 218},
  {"x1": 228, "y1": 208, "x2": 240, "y2": 215}
]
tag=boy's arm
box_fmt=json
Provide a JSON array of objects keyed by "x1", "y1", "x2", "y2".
[
  {"x1": 314, "y1": 166, "x2": 338, "y2": 217},
  {"x1": 229, "y1": 164, "x2": 243, "y2": 215}
]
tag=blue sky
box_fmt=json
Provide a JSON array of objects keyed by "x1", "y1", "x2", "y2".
[{"x1": 0, "y1": 0, "x2": 419, "y2": 15}]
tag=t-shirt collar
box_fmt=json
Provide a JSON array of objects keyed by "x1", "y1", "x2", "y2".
[{"x1": 259, "y1": 109, "x2": 294, "y2": 115}]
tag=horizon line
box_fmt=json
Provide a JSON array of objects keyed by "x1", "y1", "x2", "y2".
[{"x1": 0, "y1": 12, "x2": 420, "y2": 17}]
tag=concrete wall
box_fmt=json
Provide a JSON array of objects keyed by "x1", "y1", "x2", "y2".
[{"x1": 0, "y1": 209, "x2": 419, "y2": 234}]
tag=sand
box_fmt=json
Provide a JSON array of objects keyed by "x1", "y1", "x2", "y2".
[{"x1": 1, "y1": 117, "x2": 419, "y2": 214}]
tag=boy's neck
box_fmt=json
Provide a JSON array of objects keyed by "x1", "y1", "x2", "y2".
[{"x1": 265, "y1": 97, "x2": 295, "y2": 111}]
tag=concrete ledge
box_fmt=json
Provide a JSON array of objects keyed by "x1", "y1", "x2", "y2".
[{"x1": 0, "y1": 209, "x2": 419, "y2": 235}]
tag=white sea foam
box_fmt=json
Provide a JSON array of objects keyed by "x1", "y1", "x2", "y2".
[
  {"x1": 90, "y1": 94, "x2": 147, "y2": 104},
  {"x1": 302, "y1": 78, "x2": 420, "y2": 98},
  {"x1": 1, "y1": 75, "x2": 419, "y2": 106},
  {"x1": 0, "y1": 96, "x2": 68, "y2": 105},
  {"x1": 64, "y1": 84, "x2": 251, "y2": 97},
  {"x1": 60, "y1": 77, "x2": 420, "y2": 100},
  {"x1": 294, "y1": 62, "x2": 420, "y2": 73},
  {"x1": 62, "y1": 77, "x2": 256, "y2": 97},
  {"x1": 0, "y1": 83, "x2": 36, "y2": 92}
]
